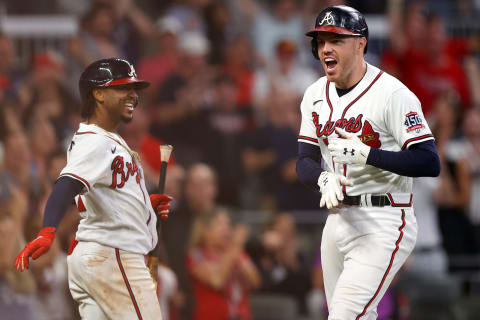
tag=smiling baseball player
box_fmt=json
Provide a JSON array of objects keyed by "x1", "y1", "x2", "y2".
[
  {"x1": 296, "y1": 6, "x2": 440, "y2": 320},
  {"x1": 15, "y1": 58, "x2": 172, "y2": 319}
]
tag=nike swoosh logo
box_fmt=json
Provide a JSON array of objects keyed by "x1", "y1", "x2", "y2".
[
  {"x1": 111, "y1": 146, "x2": 116, "y2": 154},
  {"x1": 313, "y1": 99, "x2": 323, "y2": 105}
]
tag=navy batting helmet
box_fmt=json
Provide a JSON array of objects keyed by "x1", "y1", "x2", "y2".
[
  {"x1": 306, "y1": 5, "x2": 368, "y2": 59},
  {"x1": 79, "y1": 58, "x2": 150, "y2": 118}
]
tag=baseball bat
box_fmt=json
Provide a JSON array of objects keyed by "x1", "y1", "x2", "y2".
[{"x1": 148, "y1": 144, "x2": 173, "y2": 288}]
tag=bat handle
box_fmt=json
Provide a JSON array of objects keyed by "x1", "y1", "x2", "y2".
[{"x1": 158, "y1": 161, "x2": 168, "y2": 194}]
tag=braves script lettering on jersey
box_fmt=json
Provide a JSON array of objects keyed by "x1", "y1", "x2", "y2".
[
  {"x1": 60, "y1": 122, "x2": 158, "y2": 254},
  {"x1": 298, "y1": 63, "x2": 433, "y2": 319}
]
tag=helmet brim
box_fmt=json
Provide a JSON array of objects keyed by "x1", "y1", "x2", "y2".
[
  {"x1": 99, "y1": 77, "x2": 150, "y2": 90},
  {"x1": 306, "y1": 26, "x2": 362, "y2": 37}
]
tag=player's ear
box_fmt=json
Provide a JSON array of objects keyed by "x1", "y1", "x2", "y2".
[
  {"x1": 92, "y1": 88, "x2": 105, "y2": 103},
  {"x1": 358, "y1": 37, "x2": 366, "y2": 53}
]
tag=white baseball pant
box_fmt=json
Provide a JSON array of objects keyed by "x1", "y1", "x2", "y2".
[
  {"x1": 67, "y1": 241, "x2": 162, "y2": 320},
  {"x1": 321, "y1": 204, "x2": 417, "y2": 320}
]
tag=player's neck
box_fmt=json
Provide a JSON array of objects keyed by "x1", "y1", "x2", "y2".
[
  {"x1": 87, "y1": 112, "x2": 119, "y2": 133},
  {"x1": 336, "y1": 60, "x2": 367, "y2": 90}
]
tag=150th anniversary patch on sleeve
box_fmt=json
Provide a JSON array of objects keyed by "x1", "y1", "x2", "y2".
[{"x1": 404, "y1": 111, "x2": 425, "y2": 133}]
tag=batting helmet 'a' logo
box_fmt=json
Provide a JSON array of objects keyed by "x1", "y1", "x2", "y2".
[
  {"x1": 320, "y1": 12, "x2": 335, "y2": 25},
  {"x1": 127, "y1": 63, "x2": 136, "y2": 78}
]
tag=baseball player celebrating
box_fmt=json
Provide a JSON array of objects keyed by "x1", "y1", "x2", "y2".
[
  {"x1": 296, "y1": 6, "x2": 440, "y2": 320},
  {"x1": 14, "y1": 58, "x2": 172, "y2": 320}
]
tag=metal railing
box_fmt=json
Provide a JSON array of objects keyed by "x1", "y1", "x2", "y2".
[{"x1": 0, "y1": 15, "x2": 78, "y2": 66}]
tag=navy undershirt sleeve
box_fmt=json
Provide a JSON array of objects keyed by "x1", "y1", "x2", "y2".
[
  {"x1": 296, "y1": 142, "x2": 322, "y2": 192},
  {"x1": 367, "y1": 140, "x2": 440, "y2": 177},
  {"x1": 296, "y1": 140, "x2": 440, "y2": 192},
  {"x1": 42, "y1": 176, "x2": 85, "y2": 229}
]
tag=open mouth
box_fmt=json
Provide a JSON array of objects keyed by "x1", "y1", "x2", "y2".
[
  {"x1": 125, "y1": 102, "x2": 135, "y2": 113},
  {"x1": 324, "y1": 57, "x2": 338, "y2": 72},
  {"x1": 124, "y1": 99, "x2": 138, "y2": 112}
]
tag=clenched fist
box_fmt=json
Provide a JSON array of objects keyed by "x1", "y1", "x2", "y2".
[{"x1": 150, "y1": 194, "x2": 173, "y2": 220}]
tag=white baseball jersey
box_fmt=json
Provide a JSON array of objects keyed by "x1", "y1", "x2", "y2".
[
  {"x1": 60, "y1": 123, "x2": 157, "y2": 254},
  {"x1": 298, "y1": 63, "x2": 434, "y2": 195}
]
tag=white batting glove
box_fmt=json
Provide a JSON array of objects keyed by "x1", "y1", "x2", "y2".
[
  {"x1": 328, "y1": 128, "x2": 371, "y2": 166},
  {"x1": 318, "y1": 171, "x2": 354, "y2": 209}
]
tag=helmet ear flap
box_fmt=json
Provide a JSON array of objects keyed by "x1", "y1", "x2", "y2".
[{"x1": 311, "y1": 37, "x2": 319, "y2": 60}]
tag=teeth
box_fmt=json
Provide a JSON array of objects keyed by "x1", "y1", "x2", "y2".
[{"x1": 325, "y1": 58, "x2": 335, "y2": 62}]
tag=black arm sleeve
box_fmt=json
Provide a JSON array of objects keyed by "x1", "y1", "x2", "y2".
[
  {"x1": 296, "y1": 142, "x2": 322, "y2": 192},
  {"x1": 42, "y1": 176, "x2": 85, "y2": 228},
  {"x1": 366, "y1": 140, "x2": 440, "y2": 177}
]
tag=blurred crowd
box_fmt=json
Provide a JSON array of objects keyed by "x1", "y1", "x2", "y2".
[{"x1": 1, "y1": 0, "x2": 480, "y2": 319}]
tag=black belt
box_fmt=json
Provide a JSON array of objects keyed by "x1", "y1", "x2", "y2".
[{"x1": 342, "y1": 195, "x2": 391, "y2": 207}]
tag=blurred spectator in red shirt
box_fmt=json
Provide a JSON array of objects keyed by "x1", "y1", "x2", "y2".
[
  {"x1": 381, "y1": 0, "x2": 429, "y2": 80},
  {"x1": 407, "y1": 13, "x2": 471, "y2": 114},
  {"x1": 382, "y1": 1, "x2": 472, "y2": 114},
  {"x1": 187, "y1": 209, "x2": 261, "y2": 320}
]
